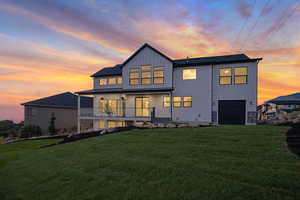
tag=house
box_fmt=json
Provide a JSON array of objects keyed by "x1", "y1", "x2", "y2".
[
  {"x1": 76, "y1": 43, "x2": 262, "y2": 131},
  {"x1": 21, "y1": 92, "x2": 93, "y2": 134},
  {"x1": 258, "y1": 93, "x2": 300, "y2": 120}
]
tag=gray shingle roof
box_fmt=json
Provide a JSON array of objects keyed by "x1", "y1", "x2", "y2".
[
  {"x1": 173, "y1": 54, "x2": 259, "y2": 67},
  {"x1": 91, "y1": 44, "x2": 262, "y2": 77},
  {"x1": 268, "y1": 93, "x2": 300, "y2": 104},
  {"x1": 91, "y1": 64, "x2": 122, "y2": 77},
  {"x1": 21, "y1": 92, "x2": 93, "y2": 108}
]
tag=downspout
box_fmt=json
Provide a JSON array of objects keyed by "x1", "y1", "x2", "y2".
[
  {"x1": 77, "y1": 95, "x2": 81, "y2": 133},
  {"x1": 211, "y1": 64, "x2": 214, "y2": 124}
]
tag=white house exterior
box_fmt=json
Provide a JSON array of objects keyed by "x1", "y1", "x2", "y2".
[{"x1": 76, "y1": 43, "x2": 262, "y2": 130}]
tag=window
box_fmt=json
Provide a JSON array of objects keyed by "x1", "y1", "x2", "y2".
[
  {"x1": 108, "y1": 77, "x2": 116, "y2": 85},
  {"x1": 129, "y1": 66, "x2": 165, "y2": 85},
  {"x1": 141, "y1": 72, "x2": 152, "y2": 85},
  {"x1": 108, "y1": 121, "x2": 126, "y2": 128},
  {"x1": 183, "y1": 96, "x2": 192, "y2": 107},
  {"x1": 130, "y1": 72, "x2": 140, "y2": 85},
  {"x1": 99, "y1": 99, "x2": 123, "y2": 116},
  {"x1": 163, "y1": 96, "x2": 170, "y2": 107},
  {"x1": 154, "y1": 70, "x2": 164, "y2": 84},
  {"x1": 183, "y1": 69, "x2": 197, "y2": 80},
  {"x1": 99, "y1": 78, "x2": 107, "y2": 85},
  {"x1": 135, "y1": 97, "x2": 150, "y2": 117},
  {"x1": 173, "y1": 97, "x2": 181, "y2": 107},
  {"x1": 117, "y1": 77, "x2": 123, "y2": 84},
  {"x1": 141, "y1": 65, "x2": 152, "y2": 71},
  {"x1": 219, "y1": 68, "x2": 232, "y2": 85},
  {"x1": 234, "y1": 67, "x2": 247, "y2": 84},
  {"x1": 99, "y1": 120, "x2": 105, "y2": 129}
]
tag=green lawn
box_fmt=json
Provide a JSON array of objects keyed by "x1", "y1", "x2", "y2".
[{"x1": 0, "y1": 126, "x2": 299, "y2": 200}]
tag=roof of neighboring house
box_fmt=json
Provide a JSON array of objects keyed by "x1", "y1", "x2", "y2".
[
  {"x1": 91, "y1": 43, "x2": 262, "y2": 77},
  {"x1": 21, "y1": 92, "x2": 93, "y2": 108},
  {"x1": 267, "y1": 93, "x2": 300, "y2": 105},
  {"x1": 76, "y1": 88, "x2": 173, "y2": 95}
]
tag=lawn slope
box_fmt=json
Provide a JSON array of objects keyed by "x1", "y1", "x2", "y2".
[{"x1": 0, "y1": 126, "x2": 299, "y2": 200}]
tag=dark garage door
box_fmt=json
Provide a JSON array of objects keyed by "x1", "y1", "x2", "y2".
[{"x1": 218, "y1": 100, "x2": 246, "y2": 125}]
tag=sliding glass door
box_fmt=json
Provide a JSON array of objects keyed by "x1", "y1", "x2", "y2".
[{"x1": 135, "y1": 97, "x2": 150, "y2": 117}]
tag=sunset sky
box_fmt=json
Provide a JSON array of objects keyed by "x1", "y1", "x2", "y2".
[{"x1": 0, "y1": 0, "x2": 299, "y2": 122}]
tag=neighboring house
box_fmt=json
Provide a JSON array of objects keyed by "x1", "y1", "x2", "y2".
[
  {"x1": 258, "y1": 93, "x2": 300, "y2": 120},
  {"x1": 76, "y1": 43, "x2": 262, "y2": 130},
  {"x1": 21, "y1": 92, "x2": 93, "y2": 134}
]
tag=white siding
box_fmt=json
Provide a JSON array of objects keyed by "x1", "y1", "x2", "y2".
[
  {"x1": 172, "y1": 65, "x2": 212, "y2": 123},
  {"x1": 122, "y1": 46, "x2": 173, "y2": 89},
  {"x1": 93, "y1": 77, "x2": 123, "y2": 89},
  {"x1": 212, "y1": 62, "x2": 258, "y2": 125}
]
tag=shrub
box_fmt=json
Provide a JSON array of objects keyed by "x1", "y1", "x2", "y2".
[{"x1": 19, "y1": 125, "x2": 42, "y2": 138}]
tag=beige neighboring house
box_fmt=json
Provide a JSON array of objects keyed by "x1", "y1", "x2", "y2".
[{"x1": 21, "y1": 92, "x2": 93, "y2": 135}]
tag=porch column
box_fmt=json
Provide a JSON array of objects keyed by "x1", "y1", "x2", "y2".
[
  {"x1": 77, "y1": 95, "x2": 81, "y2": 133},
  {"x1": 170, "y1": 92, "x2": 173, "y2": 120}
]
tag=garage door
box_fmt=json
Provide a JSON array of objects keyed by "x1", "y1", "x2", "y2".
[{"x1": 218, "y1": 100, "x2": 246, "y2": 125}]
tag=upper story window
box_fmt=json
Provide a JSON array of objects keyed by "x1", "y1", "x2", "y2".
[
  {"x1": 219, "y1": 67, "x2": 248, "y2": 85},
  {"x1": 99, "y1": 78, "x2": 107, "y2": 85},
  {"x1": 99, "y1": 77, "x2": 123, "y2": 85},
  {"x1": 130, "y1": 69, "x2": 140, "y2": 85},
  {"x1": 219, "y1": 68, "x2": 232, "y2": 85},
  {"x1": 183, "y1": 69, "x2": 197, "y2": 80},
  {"x1": 234, "y1": 67, "x2": 248, "y2": 84},
  {"x1": 129, "y1": 65, "x2": 165, "y2": 85},
  {"x1": 154, "y1": 67, "x2": 164, "y2": 84}
]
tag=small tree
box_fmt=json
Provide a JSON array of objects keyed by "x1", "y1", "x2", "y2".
[{"x1": 48, "y1": 113, "x2": 57, "y2": 135}]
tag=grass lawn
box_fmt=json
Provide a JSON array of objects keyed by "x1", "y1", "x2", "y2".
[{"x1": 0, "y1": 126, "x2": 299, "y2": 200}]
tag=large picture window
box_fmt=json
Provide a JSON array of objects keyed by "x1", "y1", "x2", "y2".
[
  {"x1": 129, "y1": 66, "x2": 165, "y2": 85},
  {"x1": 99, "y1": 99, "x2": 123, "y2": 116},
  {"x1": 183, "y1": 69, "x2": 197, "y2": 80},
  {"x1": 219, "y1": 68, "x2": 232, "y2": 85},
  {"x1": 234, "y1": 67, "x2": 248, "y2": 84}
]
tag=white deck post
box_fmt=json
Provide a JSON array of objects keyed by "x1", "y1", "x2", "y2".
[{"x1": 77, "y1": 95, "x2": 81, "y2": 133}]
